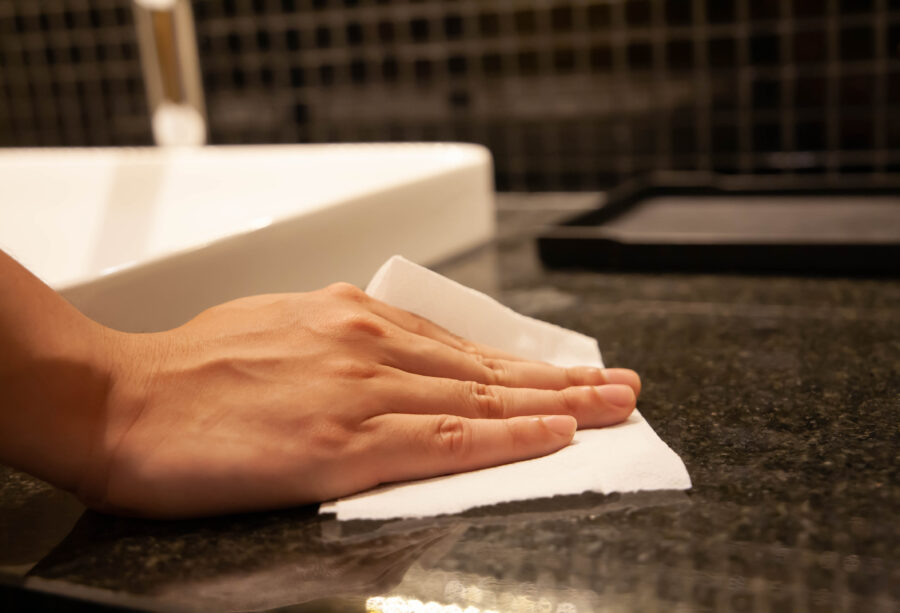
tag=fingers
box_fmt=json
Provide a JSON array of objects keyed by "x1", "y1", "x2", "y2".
[
  {"x1": 365, "y1": 413, "x2": 577, "y2": 484},
  {"x1": 330, "y1": 285, "x2": 643, "y2": 397},
  {"x1": 376, "y1": 323, "x2": 642, "y2": 396},
  {"x1": 380, "y1": 372, "x2": 636, "y2": 428},
  {"x1": 380, "y1": 327, "x2": 602, "y2": 388},
  {"x1": 327, "y1": 284, "x2": 641, "y2": 410}
]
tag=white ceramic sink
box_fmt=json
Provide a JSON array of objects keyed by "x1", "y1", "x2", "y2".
[{"x1": 0, "y1": 143, "x2": 495, "y2": 332}]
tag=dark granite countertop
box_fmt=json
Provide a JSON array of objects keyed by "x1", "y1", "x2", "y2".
[{"x1": 2, "y1": 194, "x2": 899, "y2": 612}]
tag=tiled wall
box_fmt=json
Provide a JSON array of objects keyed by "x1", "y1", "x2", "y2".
[{"x1": 1, "y1": 0, "x2": 898, "y2": 190}]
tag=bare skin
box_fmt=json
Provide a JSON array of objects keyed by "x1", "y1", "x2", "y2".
[{"x1": 0, "y1": 250, "x2": 639, "y2": 518}]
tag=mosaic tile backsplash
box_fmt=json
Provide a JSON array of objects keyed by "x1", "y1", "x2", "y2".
[{"x1": 1, "y1": 0, "x2": 898, "y2": 190}]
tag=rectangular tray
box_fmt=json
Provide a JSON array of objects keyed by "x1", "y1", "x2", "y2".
[{"x1": 537, "y1": 177, "x2": 900, "y2": 276}]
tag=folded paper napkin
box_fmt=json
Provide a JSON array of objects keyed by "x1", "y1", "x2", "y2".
[{"x1": 319, "y1": 256, "x2": 691, "y2": 520}]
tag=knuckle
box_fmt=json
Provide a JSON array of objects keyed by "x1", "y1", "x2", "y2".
[
  {"x1": 480, "y1": 357, "x2": 506, "y2": 385},
  {"x1": 564, "y1": 367, "x2": 581, "y2": 388},
  {"x1": 404, "y1": 314, "x2": 427, "y2": 336},
  {"x1": 325, "y1": 282, "x2": 366, "y2": 302},
  {"x1": 337, "y1": 313, "x2": 389, "y2": 339},
  {"x1": 466, "y1": 381, "x2": 505, "y2": 420},
  {"x1": 458, "y1": 338, "x2": 481, "y2": 356},
  {"x1": 436, "y1": 415, "x2": 470, "y2": 457},
  {"x1": 560, "y1": 387, "x2": 580, "y2": 417},
  {"x1": 503, "y1": 419, "x2": 528, "y2": 452},
  {"x1": 330, "y1": 358, "x2": 382, "y2": 381}
]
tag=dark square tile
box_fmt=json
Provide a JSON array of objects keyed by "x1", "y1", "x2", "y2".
[
  {"x1": 709, "y1": 38, "x2": 736, "y2": 68},
  {"x1": 666, "y1": 0, "x2": 692, "y2": 25},
  {"x1": 750, "y1": 0, "x2": 780, "y2": 21},
  {"x1": 553, "y1": 47, "x2": 576, "y2": 72},
  {"x1": 377, "y1": 20, "x2": 395, "y2": 43},
  {"x1": 840, "y1": 73, "x2": 874, "y2": 107},
  {"x1": 712, "y1": 122, "x2": 739, "y2": 153},
  {"x1": 587, "y1": 4, "x2": 611, "y2": 28},
  {"x1": 628, "y1": 42, "x2": 653, "y2": 69},
  {"x1": 345, "y1": 22, "x2": 363, "y2": 46},
  {"x1": 284, "y1": 29, "x2": 301, "y2": 51},
  {"x1": 318, "y1": 63, "x2": 334, "y2": 86},
  {"x1": 443, "y1": 15, "x2": 463, "y2": 39},
  {"x1": 410, "y1": 17, "x2": 429, "y2": 42},
  {"x1": 795, "y1": 121, "x2": 826, "y2": 150},
  {"x1": 712, "y1": 76, "x2": 740, "y2": 109},
  {"x1": 840, "y1": 0, "x2": 873, "y2": 12},
  {"x1": 315, "y1": 26, "x2": 331, "y2": 48},
  {"x1": 626, "y1": 0, "x2": 652, "y2": 26},
  {"x1": 887, "y1": 115, "x2": 900, "y2": 148},
  {"x1": 794, "y1": 30, "x2": 826, "y2": 65},
  {"x1": 447, "y1": 55, "x2": 467, "y2": 76},
  {"x1": 447, "y1": 90, "x2": 469, "y2": 110},
  {"x1": 752, "y1": 79, "x2": 781, "y2": 108},
  {"x1": 793, "y1": 0, "x2": 827, "y2": 18},
  {"x1": 414, "y1": 58, "x2": 433, "y2": 82},
  {"x1": 551, "y1": 5, "x2": 574, "y2": 31},
  {"x1": 840, "y1": 27, "x2": 873, "y2": 61},
  {"x1": 590, "y1": 44, "x2": 613, "y2": 71},
  {"x1": 794, "y1": 76, "x2": 827, "y2": 108},
  {"x1": 481, "y1": 53, "x2": 502, "y2": 75},
  {"x1": 840, "y1": 117, "x2": 873, "y2": 150},
  {"x1": 671, "y1": 123, "x2": 698, "y2": 154},
  {"x1": 293, "y1": 103, "x2": 308, "y2": 124},
  {"x1": 255, "y1": 29, "x2": 270, "y2": 51},
  {"x1": 349, "y1": 59, "x2": 366, "y2": 83},
  {"x1": 753, "y1": 123, "x2": 782, "y2": 152},
  {"x1": 666, "y1": 39, "x2": 694, "y2": 71},
  {"x1": 518, "y1": 50, "x2": 539, "y2": 75},
  {"x1": 478, "y1": 12, "x2": 500, "y2": 37},
  {"x1": 707, "y1": 0, "x2": 735, "y2": 23},
  {"x1": 289, "y1": 66, "x2": 305, "y2": 87},
  {"x1": 750, "y1": 34, "x2": 780, "y2": 65},
  {"x1": 888, "y1": 71, "x2": 900, "y2": 105},
  {"x1": 381, "y1": 57, "x2": 398, "y2": 81},
  {"x1": 514, "y1": 10, "x2": 537, "y2": 34},
  {"x1": 889, "y1": 24, "x2": 900, "y2": 60}
]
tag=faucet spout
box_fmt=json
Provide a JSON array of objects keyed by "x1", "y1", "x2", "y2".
[{"x1": 133, "y1": 0, "x2": 207, "y2": 146}]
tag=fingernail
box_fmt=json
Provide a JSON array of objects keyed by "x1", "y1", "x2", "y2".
[
  {"x1": 600, "y1": 368, "x2": 641, "y2": 396},
  {"x1": 540, "y1": 415, "x2": 577, "y2": 437},
  {"x1": 596, "y1": 384, "x2": 636, "y2": 409}
]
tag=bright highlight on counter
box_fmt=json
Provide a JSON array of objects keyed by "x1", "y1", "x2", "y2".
[{"x1": 366, "y1": 596, "x2": 495, "y2": 613}]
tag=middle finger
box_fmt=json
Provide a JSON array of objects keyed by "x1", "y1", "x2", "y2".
[
  {"x1": 380, "y1": 324, "x2": 624, "y2": 390},
  {"x1": 378, "y1": 370, "x2": 637, "y2": 428}
]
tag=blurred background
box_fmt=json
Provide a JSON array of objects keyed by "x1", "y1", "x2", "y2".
[{"x1": 1, "y1": 0, "x2": 899, "y2": 191}]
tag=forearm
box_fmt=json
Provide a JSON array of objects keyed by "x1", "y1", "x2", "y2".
[{"x1": 0, "y1": 249, "x2": 115, "y2": 492}]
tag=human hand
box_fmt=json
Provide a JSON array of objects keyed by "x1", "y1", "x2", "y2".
[{"x1": 81, "y1": 283, "x2": 639, "y2": 517}]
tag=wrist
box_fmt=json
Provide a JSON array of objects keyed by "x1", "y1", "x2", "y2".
[{"x1": 0, "y1": 312, "x2": 117, "y2": 494}]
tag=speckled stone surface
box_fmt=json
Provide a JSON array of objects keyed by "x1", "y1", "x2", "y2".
[{"x1": 2, "y1": 194, "x2": 899, "y2": 612}]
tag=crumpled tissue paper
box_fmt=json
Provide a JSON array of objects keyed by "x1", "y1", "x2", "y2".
[{"x1": 319, "y1": 256, "x2": 691, "y2": 520}]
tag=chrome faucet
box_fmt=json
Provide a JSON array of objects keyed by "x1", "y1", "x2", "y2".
[{"x1": 132, "y1": 0, "x2": 206, "y2": 146}]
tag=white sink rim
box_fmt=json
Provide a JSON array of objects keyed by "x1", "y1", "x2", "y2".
[{"x1": 0, "y1": 142, "x2": 492, "y2": 292}]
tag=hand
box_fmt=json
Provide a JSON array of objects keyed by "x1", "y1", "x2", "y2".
[{"x1": 83, "y1": 283, "x2": 638, "y2": 518}]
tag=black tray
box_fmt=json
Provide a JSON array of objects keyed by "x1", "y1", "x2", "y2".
[{"x1": 537, "y1": 174, "x2": 900, "y2": 276}]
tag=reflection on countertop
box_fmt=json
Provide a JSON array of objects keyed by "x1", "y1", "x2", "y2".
[{"x1": 2, "y1": 193, "x2": 899, "y2": 612}]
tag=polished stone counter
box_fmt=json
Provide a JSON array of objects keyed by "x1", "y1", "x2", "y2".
[{"x1": 2, "y1": 194, "x2": 898, "y2": 612}]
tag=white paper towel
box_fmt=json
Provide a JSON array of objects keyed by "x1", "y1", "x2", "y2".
[{"x1": 319, "y1": 256, "x2": 691, "y2": 520}]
